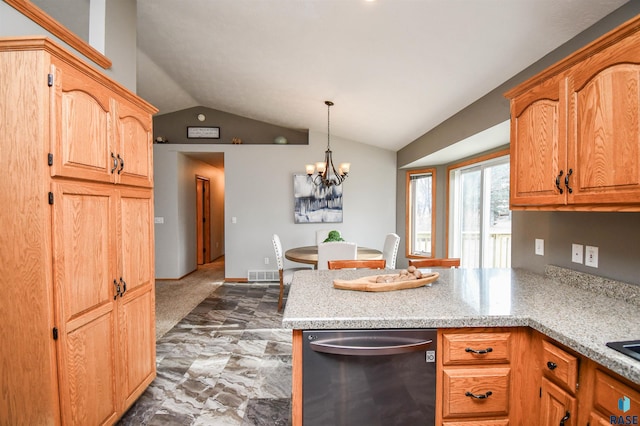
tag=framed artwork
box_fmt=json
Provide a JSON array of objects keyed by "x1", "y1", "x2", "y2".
[
  {"x1": 293, "y1": 174, "x2": 343, "y2": 223},
  {"x1": 187, "y1": 126, "x2": 220, "y2": 139}
]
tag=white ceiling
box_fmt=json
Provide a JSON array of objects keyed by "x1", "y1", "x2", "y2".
[{"x1": 136, "y1": 0, "x2": 629, "y2": 154}]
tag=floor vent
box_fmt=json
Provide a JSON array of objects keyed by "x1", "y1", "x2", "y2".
[{"x1": 247, "y1": 270, "x2": 279, "y2": 282}]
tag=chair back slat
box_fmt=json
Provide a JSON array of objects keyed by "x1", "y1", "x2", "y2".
[
  {"x1": 328, "y1": 259, "x2": 386, "y2": 270},
  {"x1": 408, "y1": 258, "x2": 461, "y2": 268}
]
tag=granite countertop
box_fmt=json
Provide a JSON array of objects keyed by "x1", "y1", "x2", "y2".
[{"x1": 281, "y1": 266, "x2": 640, "y2": 385}]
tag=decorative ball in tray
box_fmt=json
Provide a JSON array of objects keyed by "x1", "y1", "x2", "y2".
[{"x1": 333, "y1": 266, "x2": 439, "y2": 292}]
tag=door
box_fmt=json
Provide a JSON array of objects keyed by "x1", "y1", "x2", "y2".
[
  {"x1": 196, "y1": 176, "x2": 211, "y2": 265},
  {"x1": 117, "y1": 187, "x2": 156, "y2": 409},
  {"x1": 539, "y1": 378, "x2": 576, "y2": 426},
  {"x1": 114, "y1": 97, "x2": 154, "y2": 188},
  {"x1": 510, "y1": 72, "x2": 567, "y2": 206},
  {"x1": 52, "y1": 181, "x2": 118, "y2": 426}
]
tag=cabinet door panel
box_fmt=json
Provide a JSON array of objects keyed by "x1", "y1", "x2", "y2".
[
  {"x1": 510, "y1": 74, "x2": 567, "y2": 207},
  {"x1": 540, "y1": 378, "x2": 576, "y2": 426},
  {"x1": 120, "y1": 289, "x2": 156, "y2": 409},
  {"x1": 569, "y1": 65, "x2": 640, "y2": 204},
  {"x1": 53, "y1": 182, "x2": 118, "y2": 425},
  {"x1": 119, "y1": 189, "x2": 154, "y2": 293},
  {"x1": 115, "y1": 100, "x2": 153, "y2": 187},
  {"x1": 50, "y1": 60, "x2": 114, "y2": 183}
]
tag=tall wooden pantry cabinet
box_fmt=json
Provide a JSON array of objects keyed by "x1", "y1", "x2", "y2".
[{"x1": 0, "y1": 37, "x2": 158, "y2": 425}]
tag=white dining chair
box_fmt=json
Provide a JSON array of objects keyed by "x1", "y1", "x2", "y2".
[
  {"x1": 316, "y1": 241, "x2": 357, "y2": 270},
  {"x1": 272, "y1": 234, "x2": 312, "y2": 312},
  {"x1": 382, "y1": 233, "x2": 401, "y2": 269},
  {"x1": 316, "y1": 229, "x2": 341, "y2": 245}
]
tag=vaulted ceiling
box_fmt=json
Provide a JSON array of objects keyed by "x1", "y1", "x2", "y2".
[{"x1": 136, "y1": 0, "x2": 629, "y2": 153}]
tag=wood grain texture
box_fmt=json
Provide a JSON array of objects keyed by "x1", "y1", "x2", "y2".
[
  {"x1": 539, "y1": 378, "x2": 577, "y2": 426},
  {"x1": 333, "y1": 272, "x2": 439, "y2": 292},
  {"x1": 541, "y1": 340, "x2": 579, "y2": 393},
  {"x1": 442, "y1": 367, "x2": 511, "y2": 418},
  {"x1": 441, "y1": 332, "x2": 511, "y2": 365},
  {"x1": 291, "y1": 330, "x2": 303, "y2": 426}
]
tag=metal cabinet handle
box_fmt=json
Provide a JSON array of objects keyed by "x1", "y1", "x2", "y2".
[
  {"x1": 111, "y1": 152, "x2": 118, "y2": 174},
  {"x1": 564, "y1": 168, "x2": 573, "y2": 194},
  {"x1": 547, "y1": 361, "x2": 558, "y2": 370},
  {"x1": 119, "y1": 277, "x2": 127, "y2": 297},
  {"x1": 465, "y1": 347, "x2": 493, "y2": 355},
  {"x1": 113, "y1": 279, "x2": 120, "y2": 300},
  {"x1": 555, "y1": 170, "x2": 564, "y2": 194},
  {"x1": 117, "y1": 154, "x2": 124, "y2": 174},
  {"x1": 559, "y1": 410, "x2": 570, "y2": 426},
  {"x1": 465, "y1": 391, "x2": 493, "y2": 399},
  {"x1": 310, "y1": 336, "x2": 433, "y2": 356}
]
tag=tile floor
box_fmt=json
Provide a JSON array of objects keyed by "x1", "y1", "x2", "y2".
[{"x1": 118, "y1": 283, "x2": 292, "y2": 426}]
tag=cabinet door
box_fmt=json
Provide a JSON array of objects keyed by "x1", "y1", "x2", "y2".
[
  {"x1": 510, "y1": 73, "x2": 567, "y2": 207},
  {"x1": 117, "y1": 188, "x2": 156, "y2": 410},
  {"x1": 114, "y1": 99, "x2": 154, "y2": 187},
  {"x1": 52, "y1": 182, "x2": 119, "y2": 426},
  {"x1": 567, "y1": 31, "x2": 640, "y2": 205},
  {"x1": 50, "y1": 59, "x2": 115, "y2": 184},
  {"x1": 539, "y1": 378, "x2": 576, "y2": 426}
]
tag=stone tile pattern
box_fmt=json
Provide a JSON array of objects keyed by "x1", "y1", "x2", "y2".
[{"x1": 118, "y1": 284, "x2": 292, "y2": 426}]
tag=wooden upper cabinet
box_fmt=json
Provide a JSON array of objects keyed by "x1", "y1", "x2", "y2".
[
  {"x1": 506, "y1": 15, "x2": 640, "y2": 210},
  {"x1": 509, "y1": 72, "x2": 567, "y2": 206},
  {"x1": 50, "y1": 58, "x2": 154, "y2": 187},
  {"x1": 567, "y1": 30, "x2": 640, "y2": 205}
]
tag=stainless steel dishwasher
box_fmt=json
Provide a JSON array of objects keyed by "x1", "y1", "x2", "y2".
[{"x1": 302, "y1": 329, "x2": 437, "y2": 426}]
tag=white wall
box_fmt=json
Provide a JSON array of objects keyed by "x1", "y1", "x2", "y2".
[
  {"x1": 153, "y1": 131, "x2": 397, "y2": 279},
  {"x1": 0, "y1": 1, "x2": 137, "y2": 90}
]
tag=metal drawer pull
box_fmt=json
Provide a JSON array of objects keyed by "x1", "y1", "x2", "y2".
[
  {"x1": 117, "y1": 154, "x2": 124, "y2": 174},
  {"x1": 547, "y1": 361, "x2": 558, "y2": 370},
  {"x1": 559, "y1": 410, "x2": 570, "y2": 426},
  {"x1": 465, "y1": 347, "x2": 493, "y2": 355},
  {"x1": 465, "y1": 391, "x2": 493, "y2": 399}
]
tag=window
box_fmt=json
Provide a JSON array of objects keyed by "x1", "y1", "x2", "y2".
[
  {"x1": 448, "y1": 151, "x2": 511, "y2": 268},
  {"x1": 406, "y1": 168, "x2": 436, "y2": 258}
]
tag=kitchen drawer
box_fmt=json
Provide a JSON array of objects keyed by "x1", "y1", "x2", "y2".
[
  {"x1": 592, "y1": 369, "x2": 640, "y2": 417},
  {"x1": 541, "y1": 340, "x2": 578, "y2": 392},
  {"x1": 443, "y1": 419, "x2": 509, "y2": 426},
  {"x1": 442, "y1": 332, "x2": 511, "y2": 365},
  {"x1": 442, "y1": 367, "x2": 511, "y2": 418}
]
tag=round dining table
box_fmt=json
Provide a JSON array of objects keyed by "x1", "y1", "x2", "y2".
[{"x1": 284, "y1": 245, "x2": 383, "y2": 267}]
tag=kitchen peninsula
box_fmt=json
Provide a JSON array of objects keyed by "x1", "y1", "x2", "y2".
[{"x1": 282, "y1": 267, "x2": 640, "y2": 425}]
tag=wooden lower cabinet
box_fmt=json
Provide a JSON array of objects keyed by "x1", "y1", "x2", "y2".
[{"x1": 438, "y1": 329, "x2": 516, "y2": 425}]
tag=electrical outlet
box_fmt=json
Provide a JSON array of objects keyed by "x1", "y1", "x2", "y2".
[
  {"x1": 535, "y1": 239, "x2": 544, "y2": 256},
  {"x1": 264, "y1": 257, "x2": 269, "y2": 265},
  {"x1": 585, "y1": 245, "x2": 599, "y2": 268},
  {"x1": 571, "y1": 244, "x2": 583, "y2": 264}
]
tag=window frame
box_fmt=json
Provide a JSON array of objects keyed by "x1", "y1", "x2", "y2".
[
  {"x1": 445, "y1": 148, "x2": 511, "y2": 262},
  {"x1": 405, "y1": 167, "x2": 436, "y2": 259}
]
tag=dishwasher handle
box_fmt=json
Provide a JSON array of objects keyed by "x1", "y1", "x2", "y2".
[{"x1": 309, "y1": 335, "x2": 433, "y2": 356}]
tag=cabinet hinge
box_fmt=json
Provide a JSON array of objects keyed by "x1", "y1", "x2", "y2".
[
  {"x1": 52, "y1": 327, "x2": 58, "y2": 340},
  {"x1": 539, "y1": 387, "x2": 542, "y2": 398},
  {"x1": 47, "y1": 73, "x2": 53, "y2": 87},
  {"x1": 48, "y1": 153, "x2": 53, "y2": 166},
  {"x1": 48, "y1": 192, "x2": 54, "y2": 205}
]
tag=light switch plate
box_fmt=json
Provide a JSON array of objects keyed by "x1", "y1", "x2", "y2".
[
  {"x1": 571, "y1": 244, "x2": 583, "y2": 264},
  {"x1": 535, "y1": 239, "x2": 544, "y2": 256},
  {"x1": 585, "y1": 245, "x2": 599, "y2": 268}
]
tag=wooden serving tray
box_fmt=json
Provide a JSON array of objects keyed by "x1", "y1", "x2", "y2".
[{"x1": 333, "y1": 272, "x2": 439, "y2": 292}]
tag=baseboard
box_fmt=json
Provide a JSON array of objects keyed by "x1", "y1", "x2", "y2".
[{"x1": 224, "y1": 278, "x2": 248, "y2": 283}]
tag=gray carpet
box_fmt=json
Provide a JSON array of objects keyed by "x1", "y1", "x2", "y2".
[{"x1": 155, "y1": 258, "x2": 225, "y2": 339}]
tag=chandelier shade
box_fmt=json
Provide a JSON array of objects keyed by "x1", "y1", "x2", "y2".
[{"x1": 305, "y1": 101, "x2": 350, "y2": 187}]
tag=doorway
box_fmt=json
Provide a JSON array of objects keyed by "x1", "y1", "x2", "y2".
[{"x1": 196, "y1": 176, "x2": 211, "y2": 265}]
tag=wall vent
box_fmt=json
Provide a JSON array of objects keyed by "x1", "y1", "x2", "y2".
[{"x1": 247, "y1": 270, "x2": 279, "y2": 282}]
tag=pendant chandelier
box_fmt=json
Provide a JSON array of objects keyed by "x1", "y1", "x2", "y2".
[{"x1": 305, "y1": 101, "x2": 350, "y2": 187}]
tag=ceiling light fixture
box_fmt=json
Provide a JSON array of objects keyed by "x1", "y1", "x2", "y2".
[{"x1": 305, "y1": 101, "x2": 350, "y2": 187}]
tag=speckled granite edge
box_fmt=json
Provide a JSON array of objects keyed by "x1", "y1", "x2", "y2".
[{"x1": 545, "y1": 265, "x2": 640, "y2": 307}]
